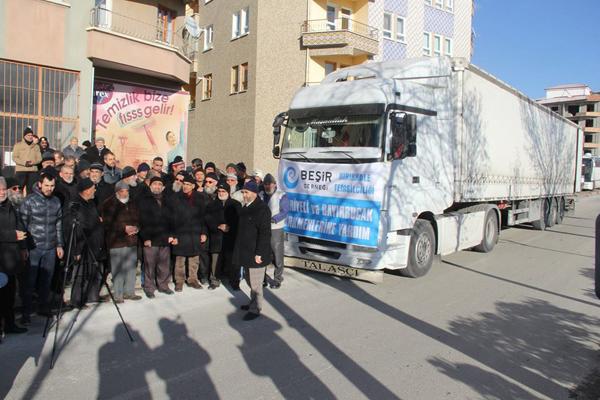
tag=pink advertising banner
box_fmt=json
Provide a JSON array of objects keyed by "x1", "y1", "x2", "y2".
[{"x1": 92, "y1": 80, "x2": 190, "y2": 168}]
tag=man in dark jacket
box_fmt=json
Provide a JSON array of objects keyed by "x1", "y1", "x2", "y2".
[
  {"x1": 67, "y1": 178, "x2": 107, "y2": 308},
  {"x1": 20, "y1": 173, "x2": 64, "y2": 322},
  {"x1": 169, "y1": 174, "x2": 206, "y2": 291},
  {"x1": 0, "y1": 177, "x2": 28, "y2": 334},
  {"x1": 90, "y1": 162, "x2": 113, "y2": 208},
  {"x1": 84, "y1": 137, "x2": 111, "y2": 165},
  {"x1": 139, "y1": 177, "x2": 174, "y2": 298},
  {"x1": 102, "y1": 182, "x2": 141, "y2": 303},
  {"x1": 233, "y1": 181, "x2": 271, "y2": 321},
  {"x1": 55, "y1": 165, "x2": 77, "y2": 208},
  {"x1": 205, "y1": 182, "x2": 239, "y2": 290}
]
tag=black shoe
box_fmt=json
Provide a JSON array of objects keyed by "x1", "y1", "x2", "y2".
[
  {"x1": 4, "y1": 324, "x2": 28, "y2": 334},
  {"x1": 144, "y1": 290, "x2": 156, "y2": 299},
  {"x1": 262, "y1": 281, "x2": 268, "y2": 288},
  {"x1": 243, "y1": 312, "x2": 260, "y2": 321},
  {"x1": 270, "y1": 282, "x2": 281, "y2": 289},
  {"x1": 240, "y1": 304, "x2": 250, "y2": 311},
  {"x1": 159, "y1": 288, "x2": 174, "y2": 295},
  {"x1": 230, "y1": 283, "x2": 241, "y2": 291},
  {"x1": 20, "y1": 315, "x2": 31, "y2": 326}
]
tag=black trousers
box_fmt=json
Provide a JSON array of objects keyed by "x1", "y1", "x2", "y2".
[
  {"x1": 15, "y1": 171, "x2": 38, "y2": 195},
  {"x1": 0, "y1": 274, "x2": 17, "y2": 327},
  {"x1": 70, "y1": 258, "x2": 103, "y2": 307}
]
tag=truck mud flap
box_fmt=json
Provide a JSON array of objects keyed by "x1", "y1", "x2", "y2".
[
  {"x1": 565, "y1": 197, "x2": 576, "y2": 216},
  {"x1": 285, "y1": 256, "x2": 384, "y2": 284}
]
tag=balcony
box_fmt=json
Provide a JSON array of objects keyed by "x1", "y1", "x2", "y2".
[
  {"x1": 584, "y1": 127, "x2": 600, "y2": 134},
  {"x1": 301, "y1": 18, "x2": 379, "y2": 57},
  {"x1": 87, "y1": 7, "x2": 197, "y2": 83},
  {"x1": 569, "y1": 111, "x2": 600, "y2": 119}
]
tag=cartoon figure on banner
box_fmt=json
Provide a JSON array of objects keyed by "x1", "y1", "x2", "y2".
[{"x1": 166, "y1": 120, "x2": 186, "y2": 164}]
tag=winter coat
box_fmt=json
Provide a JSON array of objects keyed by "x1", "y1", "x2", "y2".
[
  {"x1": 103, "y1": 166, "x2": 122, "y2": 185},
  {"x1": 0, "y1": 199, "x2": 25, "y2": 275},
  {"x1": 84, "y1": 145, "x2": 111, "y2": 165},
  {"x1": 62, "y1": 145, "x2": 85, "y2": 159},
  {"x1": 94, "y1": 180, "x2": 114, "y2": 209},
  {"x1": 13, "y1": 140, "x2": 42, "y2": 172},
  {"x1": 205, "y1": 197, "x2": 239, "y2": 254},
  {"x1": 101, "y1": 195, "x2": 140, "y2": 249},
  {"x1": 55, "y1": 177, "x2": 78, "y2": 208},
  {"x1": 65, "y1": 195, "x2": 106, "y2": 260},
  {"x1": 139, "y1": 193, "x2": 171, "y2": 247},
  {"x1": 169, "y1": 191, "x2": 207, "y2": 257},
  {"x1": 232, "y1": 198, "x2": 272, "y2": 268},
  {"x1": 20, "y1": 186, "x2": 64, "y2": 250}
]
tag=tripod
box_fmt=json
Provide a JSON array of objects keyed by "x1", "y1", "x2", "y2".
[{"x1": 43, "y1": 214, "x2": 134, "y2": 369}]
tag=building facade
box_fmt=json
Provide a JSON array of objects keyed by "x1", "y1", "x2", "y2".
[
  {"x1": 188, "y1": 0, "x2": 473, "y2": 173},
  {"x1": 538, "y1": 84, "x2": 600, "y2": 156},
  {"x1": 0, "y1": 0, "x2": 193, "y2": 169}
]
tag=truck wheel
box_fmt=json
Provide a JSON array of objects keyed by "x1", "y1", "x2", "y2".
[
  {"x1": 401, "y1": 220, "x2": 436, "y2": 278},
  {"x1": 546, "y1": 198, "x2": 557, "y2": 228},
  {"x1": 474, "y1": 209, "x2": 498, "y2": 253},
  {"x1": 555, "y1": 198, "x2": 564, "y2": 225},
  {"x1": 531, "y1": 199, "x2": 547, "y2": 231}
]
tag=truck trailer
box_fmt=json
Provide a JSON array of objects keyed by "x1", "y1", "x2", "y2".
[{"x1": 272, "y1": 57, "x2": 583, "y2": 282}]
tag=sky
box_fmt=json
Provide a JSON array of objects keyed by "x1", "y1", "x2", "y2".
[{"x1": 471, "y1": 0, "x2": 600, "y2": 100}]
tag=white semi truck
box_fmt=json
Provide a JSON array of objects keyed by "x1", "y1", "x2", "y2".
[{"x1": 271, "y1": 57, "x2": 583, "y2": 282}]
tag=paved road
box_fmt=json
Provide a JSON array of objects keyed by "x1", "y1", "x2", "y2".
[{"x1": 2, "y1": 195, "x2": 599, "y2": 400}]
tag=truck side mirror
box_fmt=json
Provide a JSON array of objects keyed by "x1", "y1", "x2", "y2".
[
  {"x1": 390, "y1": 112, "x2": 417, "y2": 159},
  {"x1": 272, "y1": 112, "x2": 287, "y2": 159},
  {"x1": 273, "y1": 145, "x2": 281, "y2": 158}
]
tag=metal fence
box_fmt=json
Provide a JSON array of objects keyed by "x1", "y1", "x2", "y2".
[
  {"x1": 89, "y1": 7, "x2": 197, "y2": 60},
  {"x1": 301, "y1": 18, "x2": 379, "y2": 40}
]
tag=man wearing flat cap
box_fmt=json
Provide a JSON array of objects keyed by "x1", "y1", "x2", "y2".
[
  {"x1": 13, "y1": 127, "x2": 42, "y2": 195},
  {"x1": 84, "y1": 137, "x2": 111, "y2": 165},
  {"x1": 233, "y1": 181, "x2": 271, "y2": 321}
]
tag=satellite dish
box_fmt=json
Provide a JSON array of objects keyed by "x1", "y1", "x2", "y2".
[{"x1": 185, "y1": 16, "x2": 202, "y2": 39}]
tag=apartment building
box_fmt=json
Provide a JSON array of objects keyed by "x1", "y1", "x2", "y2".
[
  {"x1": 0, "y1": 0, "x2": 193, "y2": 169},
  {"x1": 538, "y1": 84, "x2": 600, "y2": 156},
  {"x1": 188, "y1": 0, "x2": 473, "y2": 173}
]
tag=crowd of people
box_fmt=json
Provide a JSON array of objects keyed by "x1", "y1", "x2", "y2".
[{"x1": 0, "y1": 127, "x2": 289, "y2": 338}]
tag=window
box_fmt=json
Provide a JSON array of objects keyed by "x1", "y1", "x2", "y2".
[
  {"x1": 445, "y1": 0, "x2": 454, "y2": 11},
  {"x1": 341, "y1": 8, "x2": 352, "y2": 30},
  {"x1": 0, "y1": 60, "x2": 80, "y2": 160},
  {"x1": 157, "y1": 6, "x2": 176, "y2": 44},
  {"x1": 230, "y1": 63, "x2": 249, "y2": 94},
  {"x1": 204, "y1": 25, "x2": 214, "y2": 51},
  {"x1": 435, "y1": 0, "x2": 443, "y2": 8},
  {"x1": 395, "y1": 16, "x2": 405, "y2": 42},
  {"x1": 240, "y1": 63, "x2": 248, "y2": 92},
  {"x1": 231, "y1": 65, "x2": 239, "y2": 93},
  {"x1": 383, "y1": 13, "x2": 392, "y2": 39},
  {"x1": 444, "y1": 37, "x2": 452, "y2": 56},
  {"x1": 433, "y1": 35, "x2": 441, "y2": 56},
  {"x1": 202, "y1": 74, "x2": 212, "y2": 100},
  {"x1": 327, "y1": 5, "x2": 336, "y2": 30},
  {"x1": 232, "y1": 7, "x2": 249, "y2": 39},
  {"x1": 423, "y1": 32, "x2": 431, "y2": 55},
  {"x1": 424, "y1": 0, "x2": 432, "y2": 5},
  {"x1": 325, "y1": 61, "x2": 337, "y2": 75}
]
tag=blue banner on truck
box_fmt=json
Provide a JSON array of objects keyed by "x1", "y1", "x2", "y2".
[{"x1": 279, "y1": 160, "x2": 389, "y2": 247}]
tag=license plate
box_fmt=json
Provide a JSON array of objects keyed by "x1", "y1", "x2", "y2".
[{"x1": 285, "y1": 257, "x2": 383, "y2": 283}]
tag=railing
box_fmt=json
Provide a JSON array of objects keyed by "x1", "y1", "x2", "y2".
[
  {"x1": 301, "y1": 18, "x2": 379, "y2": 40},
  {"x1": 89, "y1": 7, "x2": 197, "y2": 59}
]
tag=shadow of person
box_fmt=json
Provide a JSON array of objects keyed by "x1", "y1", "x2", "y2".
[
  {"x1": 0, "y1": 329, "x2": 46, "y2": 399},
  {"x1": 154, "y1": 317, "x2": 217, "y2": 399},
  {"x1": 227, "y1": 300, "x2": 336, "y2": 400},
  {"x1": 97, "y1": 326, "x2": 152, "y2": 400}
]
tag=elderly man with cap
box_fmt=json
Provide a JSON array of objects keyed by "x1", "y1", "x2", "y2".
[
  {"x1": 119, "y1": 166, "x2": 143, "y2": 202},
  {"x1": 5, "y1": 177, "x2": 25, "y2": 208},
  {"x1": 102, "y1": 181, "x2": 141, "y2": 303},
  {"x1": 13, "y1": 127, "x2": 42, "y2": 194},
  {"x1": 169, "y1": 174, "x2": 207, "y2": 291},
  {"x1": 67, "y1": 177, "x2": 106, "y2": 308},
  {"x1": 233, "y1": 181, "x2": 272, "y2": 321},
  {"x1": 84, "y1": 137, "x2": 111, "y2": 165},
  {"x1": 139, "y1": 176, "x2": 175, "y2": 297},
  {"x1": 62, "y1": 136, "x2": 85, "y2": 159},
  {"x1": 77, "y1": 159, "x2": 91, "y2": 180},
  {"x1": 0, "y1": 177, "x2": 28, "y2": 335},
  {"x1": 90, "y1": 162, "x2": 113, "y2": 208},
  {"x1": 40, "y1": 152, "x2": 55, "y2": 170},
  {"x1": 205, "y1": 181, "x2": 240, "y2": 290},
  {"x1": 204, "y1": 162, "x2": 216, "y2": 176},
  {"x1": 261, "y1": 174, "x2": 289, "y2": 289},
  {"x1": 55, "y1": 165, "x2": 77, "y2": 209},
  {"x1": 19, "y1": 172, "x2": 64, "y2": 322}
]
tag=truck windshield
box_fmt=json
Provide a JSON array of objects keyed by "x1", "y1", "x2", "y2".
[{"x1": 283, "y1": 114, "x2": 383, "y2": 151}]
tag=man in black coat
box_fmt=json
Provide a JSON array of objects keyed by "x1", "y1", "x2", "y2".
[
  {"x1": 84, "y1": 137, "x2": 111, "y2": 165},
  {"x1": 139, "y1": 177, "x2": 174, "y2": 298},
  {"x1": 55, "y1": 165, "x2": 77, "y2": 209},
  {"x1": 233, "y1": 181, "x2": 271, "y2": 321},
  {"x1": 90, "y1": 162, "x2": 113, "y2": 208},
  {"x1": 169, "y1": 174, "x2": 206, "y2": 292},
  {"x1": 0, "y1": 177, "x2": 28, "y2": 334},
  {"x1": 205, "y1": 182, "x2": 239, "y2": 290},
  {"x1": 67, "y1": 178, "x2": 107, "y2": 308}
]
